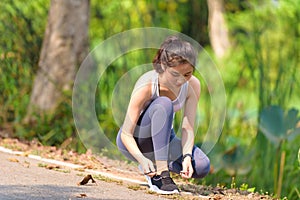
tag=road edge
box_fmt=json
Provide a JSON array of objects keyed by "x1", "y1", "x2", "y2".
[{"x1": 0, "y1": 146, "x2": 146, "y2": 185}]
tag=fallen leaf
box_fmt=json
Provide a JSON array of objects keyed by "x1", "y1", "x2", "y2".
[
  {"x1": 8, "y1": 158, "x2": 19, "y2": 162},
  {"x1": 23, "y1": 161, "x2": 30, "y2": 168},
  {"x1": 77, "y1": 174, "x2": 96, "y2": 185},
  {"x1": 83, "y1": 164, "x2": 93, "y2": 169},
  {"x1": 46, "y1": 164, "x2": 60, "y2": 170},
  {"x1": 22, "y1": 151, "x2": 30, "y2": 157},
  {"x1": 76, "y1": 193, "x2": 87, "y2": 198}
]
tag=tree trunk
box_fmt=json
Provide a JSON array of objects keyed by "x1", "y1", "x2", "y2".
[
  {"x1": 27, "y1": 0, "x2": 89, "y2": 116},
  {"x1": 207, "y1": 0, "x2": 230, "y2": 58}
]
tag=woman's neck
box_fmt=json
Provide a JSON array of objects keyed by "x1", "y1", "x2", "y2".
[{"x1": 158, "y1": 75, "x2": 180, "y2": 101}]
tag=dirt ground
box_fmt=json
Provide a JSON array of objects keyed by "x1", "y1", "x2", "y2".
[{"x1": 0, "y1": 137, "x2": 276, "y2": 200}]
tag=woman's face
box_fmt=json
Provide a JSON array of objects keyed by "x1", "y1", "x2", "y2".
[{"x1": 164, "y1": 63, "x2": 194, "y2": 87}]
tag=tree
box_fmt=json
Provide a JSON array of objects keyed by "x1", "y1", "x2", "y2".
[
  {"x1": 207, "y1": 0, "x2": 231, "y2": 58},
  {"x1": 27, "y1": 0, "x2": 90, "y2": 117}
]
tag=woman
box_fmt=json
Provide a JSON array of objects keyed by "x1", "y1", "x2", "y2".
[{"x1": 116, "y1": 36, "x2": 210, "y2": 194}]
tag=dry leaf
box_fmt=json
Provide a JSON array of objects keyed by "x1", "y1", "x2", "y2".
[
  {"x1": 83, "y1": 164, "x2": 93, "y2": 169},
  {"x1": 8, "y1": 158, "x2": 19, "y2": 162},
  {"x1": 23, "y1": 161, "x2": 30, "y2": 168},
  {"x1": 46, "y1": 164, "x2": 60, "y2": 170},
  {"x1": 76, "y1": 193, "x2": 87, "y2": 198},
  {"x1": 77, "y1": 174, "x2": 96, "y2": 185},
  {"x1": 22, "y1": 151, "x2": 30, "y2": 157}
]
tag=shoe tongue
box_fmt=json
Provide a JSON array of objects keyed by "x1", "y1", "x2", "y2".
[{"x1": 160, "y1": 171, "x2": 170, "y2": 178}]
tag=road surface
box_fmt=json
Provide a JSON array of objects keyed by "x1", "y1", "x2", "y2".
[{"x1": 0, "y1": 150, "x2": 168, "y2": 200}]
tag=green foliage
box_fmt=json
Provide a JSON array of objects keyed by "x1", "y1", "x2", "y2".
[
  {"x1": 239, "y1": 183, "x2": 255, "y2": 193},
  {"x1": 205, "y1": 1, "x2": 300, "y2": 199},
  {"x1": 0, "y1": 0, "x2": 86, "y2": 152},
  {"x1": 259, "y1": 105, "x2": 300, "y2": 198},
  {"x1": 260, "y1": 106, "x2": 300, "y2": 146},
  {"x1": 298, "y1": 148, "x2": 300, "y2": 166},
  {"x1": 89, "y1": 0, "x2": 191, "y2": 48},
  {"x1": 0, "y1": 0, "x2": 49, "y2": 125}
]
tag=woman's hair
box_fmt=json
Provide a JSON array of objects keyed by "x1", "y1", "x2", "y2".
[{"x1": 152, "y1": 36, "x2": 196, "y2": 73}]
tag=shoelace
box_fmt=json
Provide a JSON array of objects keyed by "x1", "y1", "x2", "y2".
[{"x1": 152, "y1": 175, "x2": 162, "y2": 182}]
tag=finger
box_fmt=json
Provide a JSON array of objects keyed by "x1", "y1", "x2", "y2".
[
  {"x1": 187, "y1": 171, "x2": 192, "y2": 178},
  {"x1": 187, "y1": 167, "x2": 193, "y2": 178},
  {"x1": 180, "y1": 171, "x2": 186, "y2": 175},
  {"x1": 180, "y1": 172, "x2": 189, "y2": 179},
  {"x1": 147, "y1": 171, "x2": 156, "y2": 177},
  {"x1": 180, "y1": 171, "x2": 188, "y2": 177},
  {"x1": 182, "y1": 163, "x2": 187, "y2": 170},
  {"x1": 148, "y1": 162, "x2": 156, "y2": 173},
  {"x1": 144, "y1": 171, "x2": 153, "y2": 175}
]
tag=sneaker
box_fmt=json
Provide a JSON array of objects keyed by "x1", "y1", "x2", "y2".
[
  {"x1": 150, "y1": 171, "x2": 179, "y2": 194},
  {"x1": 138, "y1": 165, "x2": 179, "y2": 194}
]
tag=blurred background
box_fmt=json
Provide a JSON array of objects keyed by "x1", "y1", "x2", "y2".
[{"x1": 0, "y1": 0, "x2": 299, "y2": 199}]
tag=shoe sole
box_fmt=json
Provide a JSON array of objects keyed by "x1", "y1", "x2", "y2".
[
  {"x1": 149, "y1": 185, "x2": 179, "y2": 195},
  {"x1": 139, "y1": 165, "x2": 179, "y2": 195}
]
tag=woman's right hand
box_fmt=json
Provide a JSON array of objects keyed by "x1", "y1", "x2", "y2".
[{"x1": 140, "y1": 157, "x2": 156, "y2": 177}]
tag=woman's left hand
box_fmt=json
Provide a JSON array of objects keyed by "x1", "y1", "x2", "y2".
[{"x1": 180, "y1": 157, "x2": 194, "y2": 179}]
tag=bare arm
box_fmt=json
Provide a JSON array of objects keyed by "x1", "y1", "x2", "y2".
[
  {"x1": 182, "y1": 76, "x2": 200, "y2": 154},
  {"x1": 120, "y1": 80, "x2": 156, "y2": 174},
  {"x1": 181, "y1": 76, "x2": 201, "y2": 178},
  {"x1": 121, "y1": 83, "x2": 150, "y2": 162}
]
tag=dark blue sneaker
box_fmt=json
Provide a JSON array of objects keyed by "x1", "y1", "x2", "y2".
[{"x1": 146, "y1": 171, "x2": 179, "y2": 194}]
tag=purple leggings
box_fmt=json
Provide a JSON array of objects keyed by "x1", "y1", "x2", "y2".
[{"x1": 116, "y1": 96, "x2": 210, "y2": 178}]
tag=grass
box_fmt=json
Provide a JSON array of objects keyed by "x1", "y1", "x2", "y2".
[
  {"x1": 93, "y1": 174, "x2": 123, "y2": 185},
  {"x1": 127, "y1": 184, "x2": 143, "y2": 191},
  {"x1": 37, "y1": 162, "x2": 70, "y2": 173}
]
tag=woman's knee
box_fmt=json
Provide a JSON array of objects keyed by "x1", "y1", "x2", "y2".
[
  {"x1": 151, "y1": 96, "x2": 173, "y2": 115},
  {"x1": 193, "y1": 155, "x2": 210, "y2": 179},
  {"x1": 154, "y1": 96, "x2": 172, "y2": 105}
]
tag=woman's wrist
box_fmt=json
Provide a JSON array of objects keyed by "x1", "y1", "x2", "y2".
[{"x1": 182, "y1": 153, "x2": 193, "y2": 162}]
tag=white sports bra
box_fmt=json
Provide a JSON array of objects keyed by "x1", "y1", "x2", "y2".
[
  {"x1": 134, "y1": 70, "x2": 189, "y2": 113},
  {"x1": 151, "y1": 71, "x2": 188, "y2": 112}
]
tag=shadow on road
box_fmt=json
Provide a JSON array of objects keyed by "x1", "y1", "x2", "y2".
[{"x1": 0, "y1": 184, "x2": 102, "y2": 200}]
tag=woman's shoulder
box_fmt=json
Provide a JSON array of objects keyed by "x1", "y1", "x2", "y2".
[
  {"x1": 132, "y1": 70, "x2": 156, "y2": 96},
  {"x1": 136, "y1": 70, "x2": 157, "y2": 82},
  {"x1": 187, "y1": 75, "x2": 201, "y2": 98},
  {"x1": 189, "y1": 75, "x2": 200, "y2": 87},
  {"x1": 134, "y1": 70, "x2": 157, "y2": 87}
]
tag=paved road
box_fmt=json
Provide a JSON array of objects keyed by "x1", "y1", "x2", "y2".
[{"x1": 0, "y1": 151, "x2": 168, "y2": 200}]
